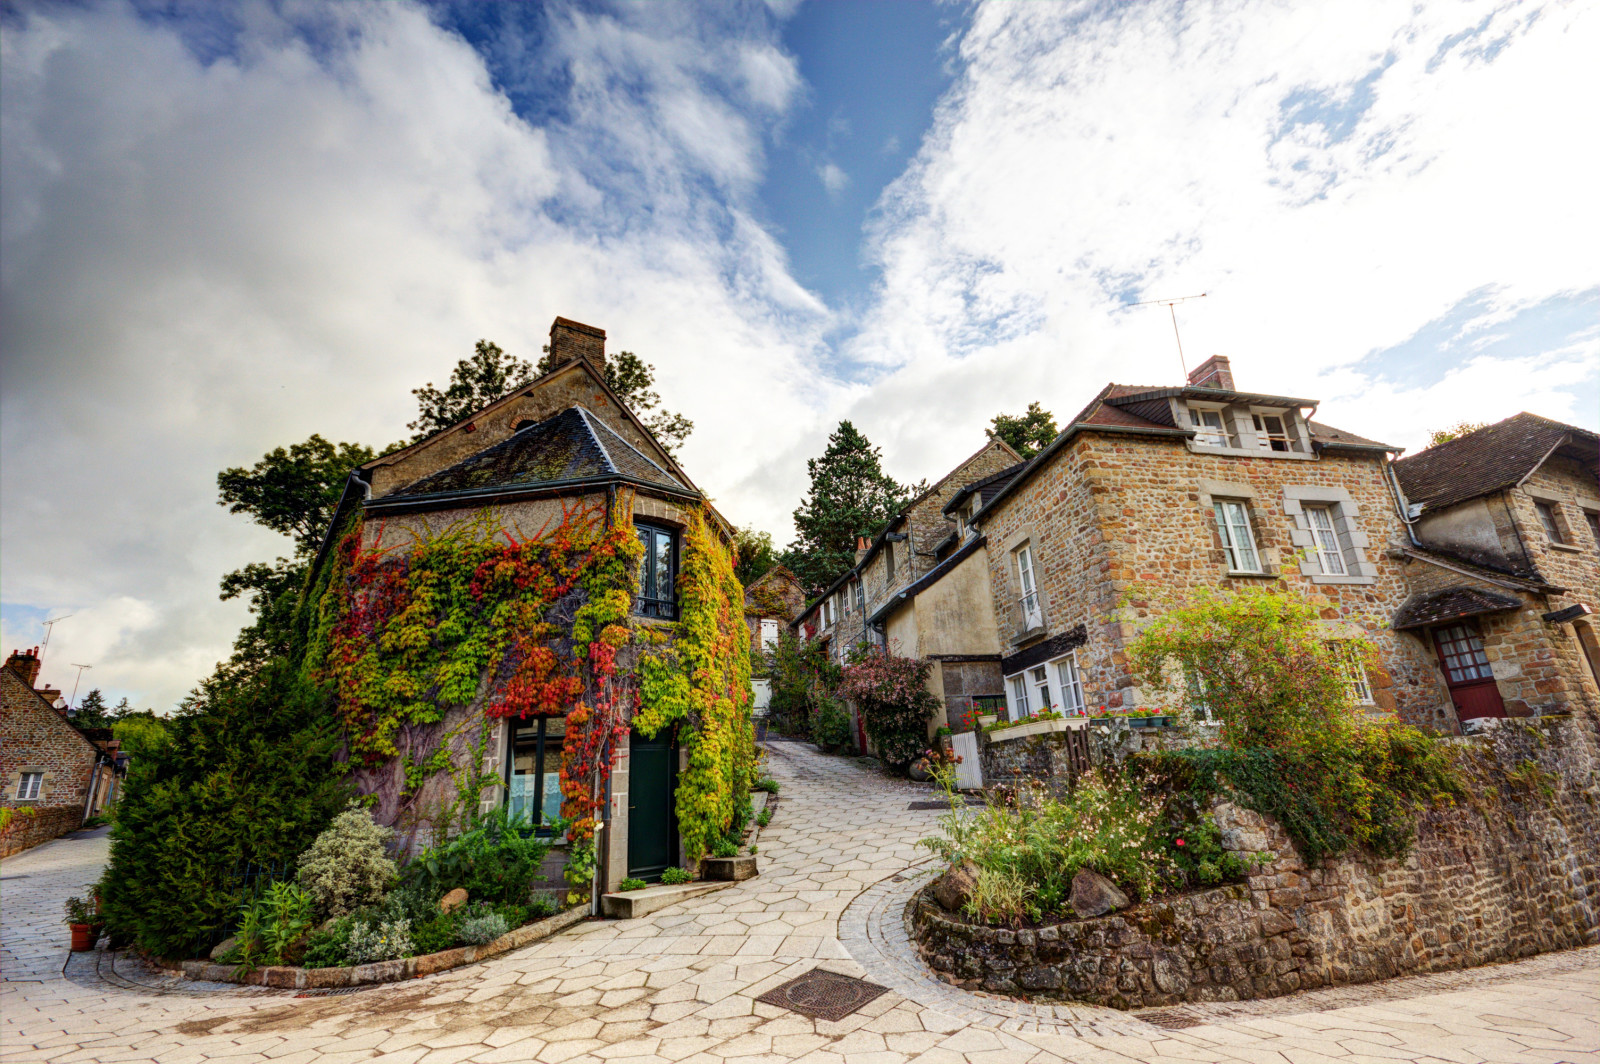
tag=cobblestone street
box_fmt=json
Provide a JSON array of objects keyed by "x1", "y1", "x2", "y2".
[{"x1": 3, "y1": 742, "x2": 1596, "y2": 1064}]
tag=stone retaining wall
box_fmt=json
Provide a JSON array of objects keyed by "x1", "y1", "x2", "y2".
[
  {"x1": 915, "y1": 712, "x2": 1600, "y2": 1009},
  {"x1": 0, "y1": 806, "x2": 86, "y2": 859}
]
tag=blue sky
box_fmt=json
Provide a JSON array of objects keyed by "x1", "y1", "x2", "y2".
[{"x1": 2, "y1": 0, "x2": 1596, "y2": 710}]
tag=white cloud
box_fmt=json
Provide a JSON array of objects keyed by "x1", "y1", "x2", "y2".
[
  {"x1": 817, "y1": 161, "x2": 849, "y2": 195},
  {"x1": 0, "y1": 1, "x2": 835, "y2": 710}
]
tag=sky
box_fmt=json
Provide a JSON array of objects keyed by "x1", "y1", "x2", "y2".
[{"x1": 2, "y1": 0, "x2": 1596, "y2": 713}]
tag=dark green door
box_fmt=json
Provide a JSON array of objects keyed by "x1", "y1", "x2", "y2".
[{"x1": 627, "y1": 730, "x2": 677, "y2": 881}]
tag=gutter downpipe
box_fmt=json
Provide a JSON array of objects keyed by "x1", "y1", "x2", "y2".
[{"x1": 1385, "y1": 459, "x2": 1422, "y2": 548}]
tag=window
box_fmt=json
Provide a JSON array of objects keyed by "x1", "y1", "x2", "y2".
[
  {"x1": 635, "y1": 523, "x2": 678, "y2": 620},
  {"x1": 1586, "y1": 510, "x2": 1600, "y2": 550},
  {"x1": 820, "y1": 598, "x2": 833, "y2": 628},
  {"x1": 1534, "y1": 501, "x2": 1565, "y2": 543},
  {"x1": 1030, "y1": 665, "x2": 1053, "y2": 714},
  {"x1": 1015, "y1": 545, "x2": 1042, "y2": 629},
  {"x1": 1333, "y1": 642, "x2": 1374, "y2": 705},
  {"x1": 1188, "y1": 407, "x2": 1229, "y2": 447},
  {"x1": 1253, "y1": 413, "x2": 1291, "y2": 451},
  {"x1": 1305, "y1": 505, "x2": 1347, "y2": 575},
  {"x1": 17, "y1": 771, "x2": 43, "y2": 800},
  {"x1": 1186, "y1": 672, "x2": 1218, "y2": 723},
  {"x1": 1214, "y1": 499, "x2": 1262, "y2": 573},
  {"x1": 1007, "y1": 674, "x2": 1030, "y2": 721},
  {"x1": 853, "y1": 582, "x2": 864, "y2": 613},
  {"x1": 885, "y1": 542, "x2": 896, "y2": 582},
  {"x1": 1434, "y1": 623, "x2": 1493, "y2": 683},
  {"x1": 509, "y1": 717, "x2": 565, "y2": 831},
  {"x1": 759, "y1": 618, "x2": 779, "y2": 651},
  {"x1": 1053, "y1": 653, "x2": 1087, "y2": 715}
]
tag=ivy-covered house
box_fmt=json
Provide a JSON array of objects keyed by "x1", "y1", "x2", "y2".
[{"x1": 302, "y1": 317, "x2": 754, "y2": 895}]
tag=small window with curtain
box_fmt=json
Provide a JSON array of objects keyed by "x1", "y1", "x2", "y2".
[
  {"x1": 1304, "y1": 505, "x2": 1347, "y2": 575},
  {"x1": 1213, "y1": 499, "x2": 1262, "y2": 573},
  {"x1": 635, "y1": 522, "x2": 678, "y2": 620},
  {"x1": 508, "y1": 717, "x2": 566, "y2": 833}
]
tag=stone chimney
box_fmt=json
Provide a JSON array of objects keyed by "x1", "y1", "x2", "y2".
[
  {"x1": 1187, "y1": 355, "x2": 1235, "y2": 391},
  {"x1": 6, "y1": 647, "x2": 42, "y2": 689},
  {"x1": 547, "y1": 317, "x2": 607, "y2": 376}
]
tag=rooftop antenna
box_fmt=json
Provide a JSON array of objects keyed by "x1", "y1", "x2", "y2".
[
  {"x1": 40, "y1": 614, "x2": 72, "y2": 661},
  {"x1": 69, "y1": 663, "x2": 92, "y2": 712},
  {"x1": 1126, "y1": 292, "x2": 1207, "y2": 378}
]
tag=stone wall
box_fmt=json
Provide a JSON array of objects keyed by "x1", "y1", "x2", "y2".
[
  {"x1": 914, "y1": 712, "x2": 1600, "y2": 1009},
  {"x1": 2, "y1": 668, "x2": 96, "y2": 856}
]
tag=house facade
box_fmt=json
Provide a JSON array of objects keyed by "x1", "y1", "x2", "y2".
[
  {"x1": 1390, "y1": 413, "x2": 1600, "y2": 723},
  {"x1": 743, "y1": 565, "x2": 805, "y2": 714},
  {"x1": 1, "y1": 649, "x2": 106, "y2": 857},
  {"x1": 305, "y1": 317, "x2": 753, "y2": 894}
]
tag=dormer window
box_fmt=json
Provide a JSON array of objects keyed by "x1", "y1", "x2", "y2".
[
  {"x1": 1253, "y1": 413, "x2": 1292, "y2": 452},
  {"x1": 1188, "y1": 407, "x2": 1230, "y2": 448}
]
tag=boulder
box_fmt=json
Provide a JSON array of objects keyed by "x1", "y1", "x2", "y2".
[
  {"x1": 439, "y1": 888, "x2": 469, "y2": 914},
  {"x1": 908, "y1": 758, "x2": 933, "y2": 783},
  {"x1": 1069, "y1": 870, "x2": 1129, "y2": 918},
  {"x1": 209, "y1": 935, "x2": 238, "y2": 961},
  {"x1": 932, "y1": 859, "x2": 980, "y2": 913}
]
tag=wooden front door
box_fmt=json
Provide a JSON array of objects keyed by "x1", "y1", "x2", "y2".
[
  {"x1": 1431, "y1": 621, "x2": 1506, "y2": 721},
  {"x1": 627, "y1": 730, "x2": 677, "y2": 881}
]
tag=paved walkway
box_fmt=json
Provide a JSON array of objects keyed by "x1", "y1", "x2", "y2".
[{"x1": 2, "y1": 743, "x2": 1596, "y2": 1064}]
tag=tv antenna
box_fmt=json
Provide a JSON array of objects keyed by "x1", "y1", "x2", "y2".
[
  {"x1": 69, "y1": 663, "x2": 92, "y2": 712},
  {"x1": 1126, "y1": 292, "x2": 1207, "y2": 377},
  {"x1": 40, "y1": 614, "x2": 73, "y2": 660}
]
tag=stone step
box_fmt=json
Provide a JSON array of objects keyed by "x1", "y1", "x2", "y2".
[{"x1": 600, "y1": 879, "x2": 733, "y2": 919}]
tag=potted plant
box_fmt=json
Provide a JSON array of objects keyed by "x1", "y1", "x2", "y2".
[{"x1": 64, "y1": 893, "x2": 98, "y2": 952}]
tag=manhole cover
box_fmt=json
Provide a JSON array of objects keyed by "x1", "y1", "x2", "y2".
[
  {"x1": 1140, "y1": 1008, "x2": 1202, "y2": 1029},
  {"x1": 756, "y1": 968, "x2": 890, "y2": 1022}
]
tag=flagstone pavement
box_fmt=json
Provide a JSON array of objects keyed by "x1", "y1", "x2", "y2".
[{"x1": 3, "y1": 741, "x2": 1596, "y2": 1064}]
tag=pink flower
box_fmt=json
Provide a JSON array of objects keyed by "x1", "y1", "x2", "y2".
[{"x1": 1175, "y1": 838, "x2": 1186, "y2": 847}]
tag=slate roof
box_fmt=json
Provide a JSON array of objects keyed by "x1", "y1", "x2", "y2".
[
  {"x1": 943, "y1": 462, "x2": 1028, "y2": 516},
  {"x1": 1392, "y1": 412, "x2": 1599, "y2": 513},
  {"x1": 1391, "y1": 585, "x2": 1524, "y2": 631},
  {"x1": 1398, "y1": 543, "x2": 1560, "y2": 592},
  {"x1": 384, "y1": 406, "x2": 690, "y2": 503}
]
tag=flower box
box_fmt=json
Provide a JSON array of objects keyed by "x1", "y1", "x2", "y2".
[
  {"x1": 1088, "y1": 714, "x2": 1173, "y2": 730},
  {"x1": 986, "y1": 717, "x2": 1087, "y2": 743}
]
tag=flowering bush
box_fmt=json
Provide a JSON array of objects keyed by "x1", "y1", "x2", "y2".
[
  {"x1": 296, "y1": 804, "x2": 398, "y2": 920},
  {"x1": 344, "y1": 916, "x2": 413, "y2": 965},
  {"x1": 837, "y1": 649, "x2": 939, "y2": 768}
]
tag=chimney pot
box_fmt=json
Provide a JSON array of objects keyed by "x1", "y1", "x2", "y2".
[
  {"x1": 547, "y1": 317, "x2": 607, "y2": 377},
  {"x1": 5, "y1": 647, "x2": 43, "y2": 690},
  {"x1": 1187, "y1": 355, "x2": 1235, "y2": 391}
]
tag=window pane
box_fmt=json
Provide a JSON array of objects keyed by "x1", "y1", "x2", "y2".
[
  {"x1": 1436, "y1": 624, "x2": 1492, "y2": 683},
  {"x1": 653, "y1": 530, "x2": 673, "y2": 600},
  {"x1": 1053, "y1": 654, "x2": 1086, "y2": 714},
  {"x1": 636, "y1": 528, "x2": 656, "y2": 600},
  {"x1": 1008, "y1": 675, "x2": 1029, "y2": 720},
  {"x1": 1307, "y1": 506, "x2": 1346, "y2": 575},
  {"x1": 1536, "y1": 503, "x2": 1564, "y2": 543},
  {"x1": 1031, "y1": 665, "x2": 1051, "y2": 713},
  {"x1": 1217, "y1": 500, "x2": 1260, "y2": 572}
]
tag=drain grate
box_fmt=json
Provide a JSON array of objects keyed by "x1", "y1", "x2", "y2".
[
  {"x1": 907, "y1": 798, "x2": 983, "y2": 810},
  {"x1": 757, "y1": 968, "x2": 890, "y2": 1022},
  {"x1": 1139, "y1": 1008, "x2": 1203, "y2": 1029},
  {"x1": 293, "y1": 986, "x2": 373, "y2": 998}
]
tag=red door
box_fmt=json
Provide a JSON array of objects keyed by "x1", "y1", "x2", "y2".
[{"x1": 1431, "y1": 621, "x2": 1506, "y2": 721}]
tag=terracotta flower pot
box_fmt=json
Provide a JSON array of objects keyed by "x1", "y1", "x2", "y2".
[{"x1": 70, "y1": 923, "x2": 95, "y2": 952}]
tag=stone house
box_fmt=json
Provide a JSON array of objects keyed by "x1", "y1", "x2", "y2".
[
  {"x1": 1, "y1": 648, "x2": 106, "y2": 857},
  {"x1": 902, "y1": 356, "x2": 1465, "y2": 733},
  {"x1": 304, "y1": 317, "x2": 753, "y2": 893},
  {"x1": 742, "y1": 565, "x2": 805, "y2": 713},
  {"x1": 1390, "y1": 413, "x2": 1600, "y2": 723},
  {"x1": 790, "y1": 437, "x2": 1022, "y2": 743}
]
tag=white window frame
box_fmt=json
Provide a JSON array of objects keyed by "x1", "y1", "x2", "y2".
[
  {"x1": 1015, "y1": 544, "x2": 1043, "y2": 629},
  {"x1": 1252, "y1": 411, "x2": 1292, "y2": 452},
  {"x1": 820, "y1": 599, "x2": 833, "y2": 628},
  {"x1": 1214, "y1": 499, "x2": 1262, "y2": 573},
  {"x1": 758, "y1": 618, "x2": 779, "y2": 651},
  {"x1": 1186, "y1": 672, "x2": 1219, "y2": 724},
  {"x1": 17, "y1": 771, "x2": 43, "y2": 801},
  {"x1": 1334, "y1": 642, "x2": 1375, "y2": 706},
  {"x1": 1029, "y1": 664, "x2": 1053, "y2": 715},
  {"x1": 1187, "y1": 404, "x2": 1230, "y2": 448},
  {"x1": 1006, "y1": 673, "x2": 1030, "y2": 721},
  {"x1": 1304, "y1": 504, "x2": 1348, "y2": 576},
  {"x1": 1051, "y1": 652, "x2": 1088, "y2": 716}
]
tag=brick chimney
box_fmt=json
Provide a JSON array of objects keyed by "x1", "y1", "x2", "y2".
[
  {"x1": 6, "y1": 647, "x2": 42, "y2": 689},
  {"x1": 547, "y1": 317, "x2": 607, "y2": 376},
  {"x1": 854, "y1": 536, "x2": 872, "y2": 564},
  {"x1": 1187, "y1": 355, "x2": 1235, "y2": 391}
]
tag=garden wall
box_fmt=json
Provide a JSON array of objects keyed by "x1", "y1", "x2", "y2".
[{"x1": 916, "y1": 712, "x2": 1600, "y2": 1009}]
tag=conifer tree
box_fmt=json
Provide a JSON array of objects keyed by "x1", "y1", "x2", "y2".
[{"x1": 782, "y1": 421, "x2": 920, "y2": 595}]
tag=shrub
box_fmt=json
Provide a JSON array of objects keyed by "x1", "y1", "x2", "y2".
[
  {"x1": 754, "y1": 778, "x2": 780, "y2": 794},
  {"x1": 302, "y1": 918, "x2": 353, "y2": 968},
  {"x1": 96, "y1": 661, "x2": 349, "y2": 958},
  {"x1": 766, "y1": 631, "x2": 842, "y2": 737},
  {"x1": 296, "y1": 804, "x2": 397, "y2": 921},
  {"x1": 837, "y1": 649, "x2": 939, "y2": 767},
  {"x1": 345, "y1": 916, "x2": 413, "y2": 964},
  {"x1": 811, "y1": 698, "x2": 853, "y2": 749},
  {"x1": 711, "y1": 838, "x2": 739, "y2": 858},
  {"x1": 457, "y1": 912, "x2": 508, "y2": 946},
  {"x1": 399, "y1": 807, "x2": 551, "y2": 907},
  {"x1": 755, "y1": 807, "x2": 772, "y2": 828},
  {"x1": 618, "y1": 877, "x2": 647, "y2": 891},
  {"x1": 659, "y1": 867, "x2": 692, "y2": 885}
]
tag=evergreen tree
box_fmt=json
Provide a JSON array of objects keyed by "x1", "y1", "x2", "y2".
[
  {"x1": 990, "y1": 402, "x2": 1059, "y2": 459},
  {"x1": 73, "y1": 688, "x2": 112, "y2": 727},
  {"x1": 409, "y1": 340, "x2": 536, "y2": 442},
  {"x1": 537, "y1": 347, "x2": 694, "y2": 456},
  {"x1": 782, "y1": 421, "x2": 920, "y2": 594}
]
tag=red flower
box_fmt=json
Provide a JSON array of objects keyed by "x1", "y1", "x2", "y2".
[{"x1": 1175, "y1": 838, "x2": 1186, "y2": 847}]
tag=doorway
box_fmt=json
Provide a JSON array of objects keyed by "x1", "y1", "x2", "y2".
[
  {"x1": 627, "y1": 729, "x2": 677, "y2": 881},
  {"x1": 1431, "y1": 621, "x2": 1507, "y2": 722}
]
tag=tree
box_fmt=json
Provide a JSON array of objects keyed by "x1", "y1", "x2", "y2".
[
  {"x1": 990, "y1": 402, "x2": 1058, "y2": 459},
  {"x1": 1427, "y1": 421, "x2": 1489, "y2": 447},
  {"x1": 112, "y1": 714, "x2": 169, "y2": 759},
  {"x1": 733, "y1": 525, "x2": 778, "y2": 587},
  {"x1": 537, "y1": 347, "x2": 694, "y2": 457},
  {"x1": 782, "y1": 421, "x2": 921, "y2": 594},
  {"x1": 73, "y1": 688, "x2": 111, "y2": 727},
  {"x1": 217, "y1": 435, "x2": 378, "y2": 555},
  {"x1": 409, "y1": 339, "x2": 536, "y2": 442}
]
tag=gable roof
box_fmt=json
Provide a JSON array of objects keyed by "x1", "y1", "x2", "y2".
[
  {"x1": 1392, "y1": 412, "x2": 1599, "y2": 513},
  {"x1": 943, "y1": 461, "x2": 1028, "y2": 516},
  {"x1": 373, "y1": 406, "x2": 691, "y2": 510},
  {"x1": 1, "y1": 667, "x2": 102, "y2": 757},
  {"x1": 973, "y1": 382, "x2": 1399, "y2": 523}
]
